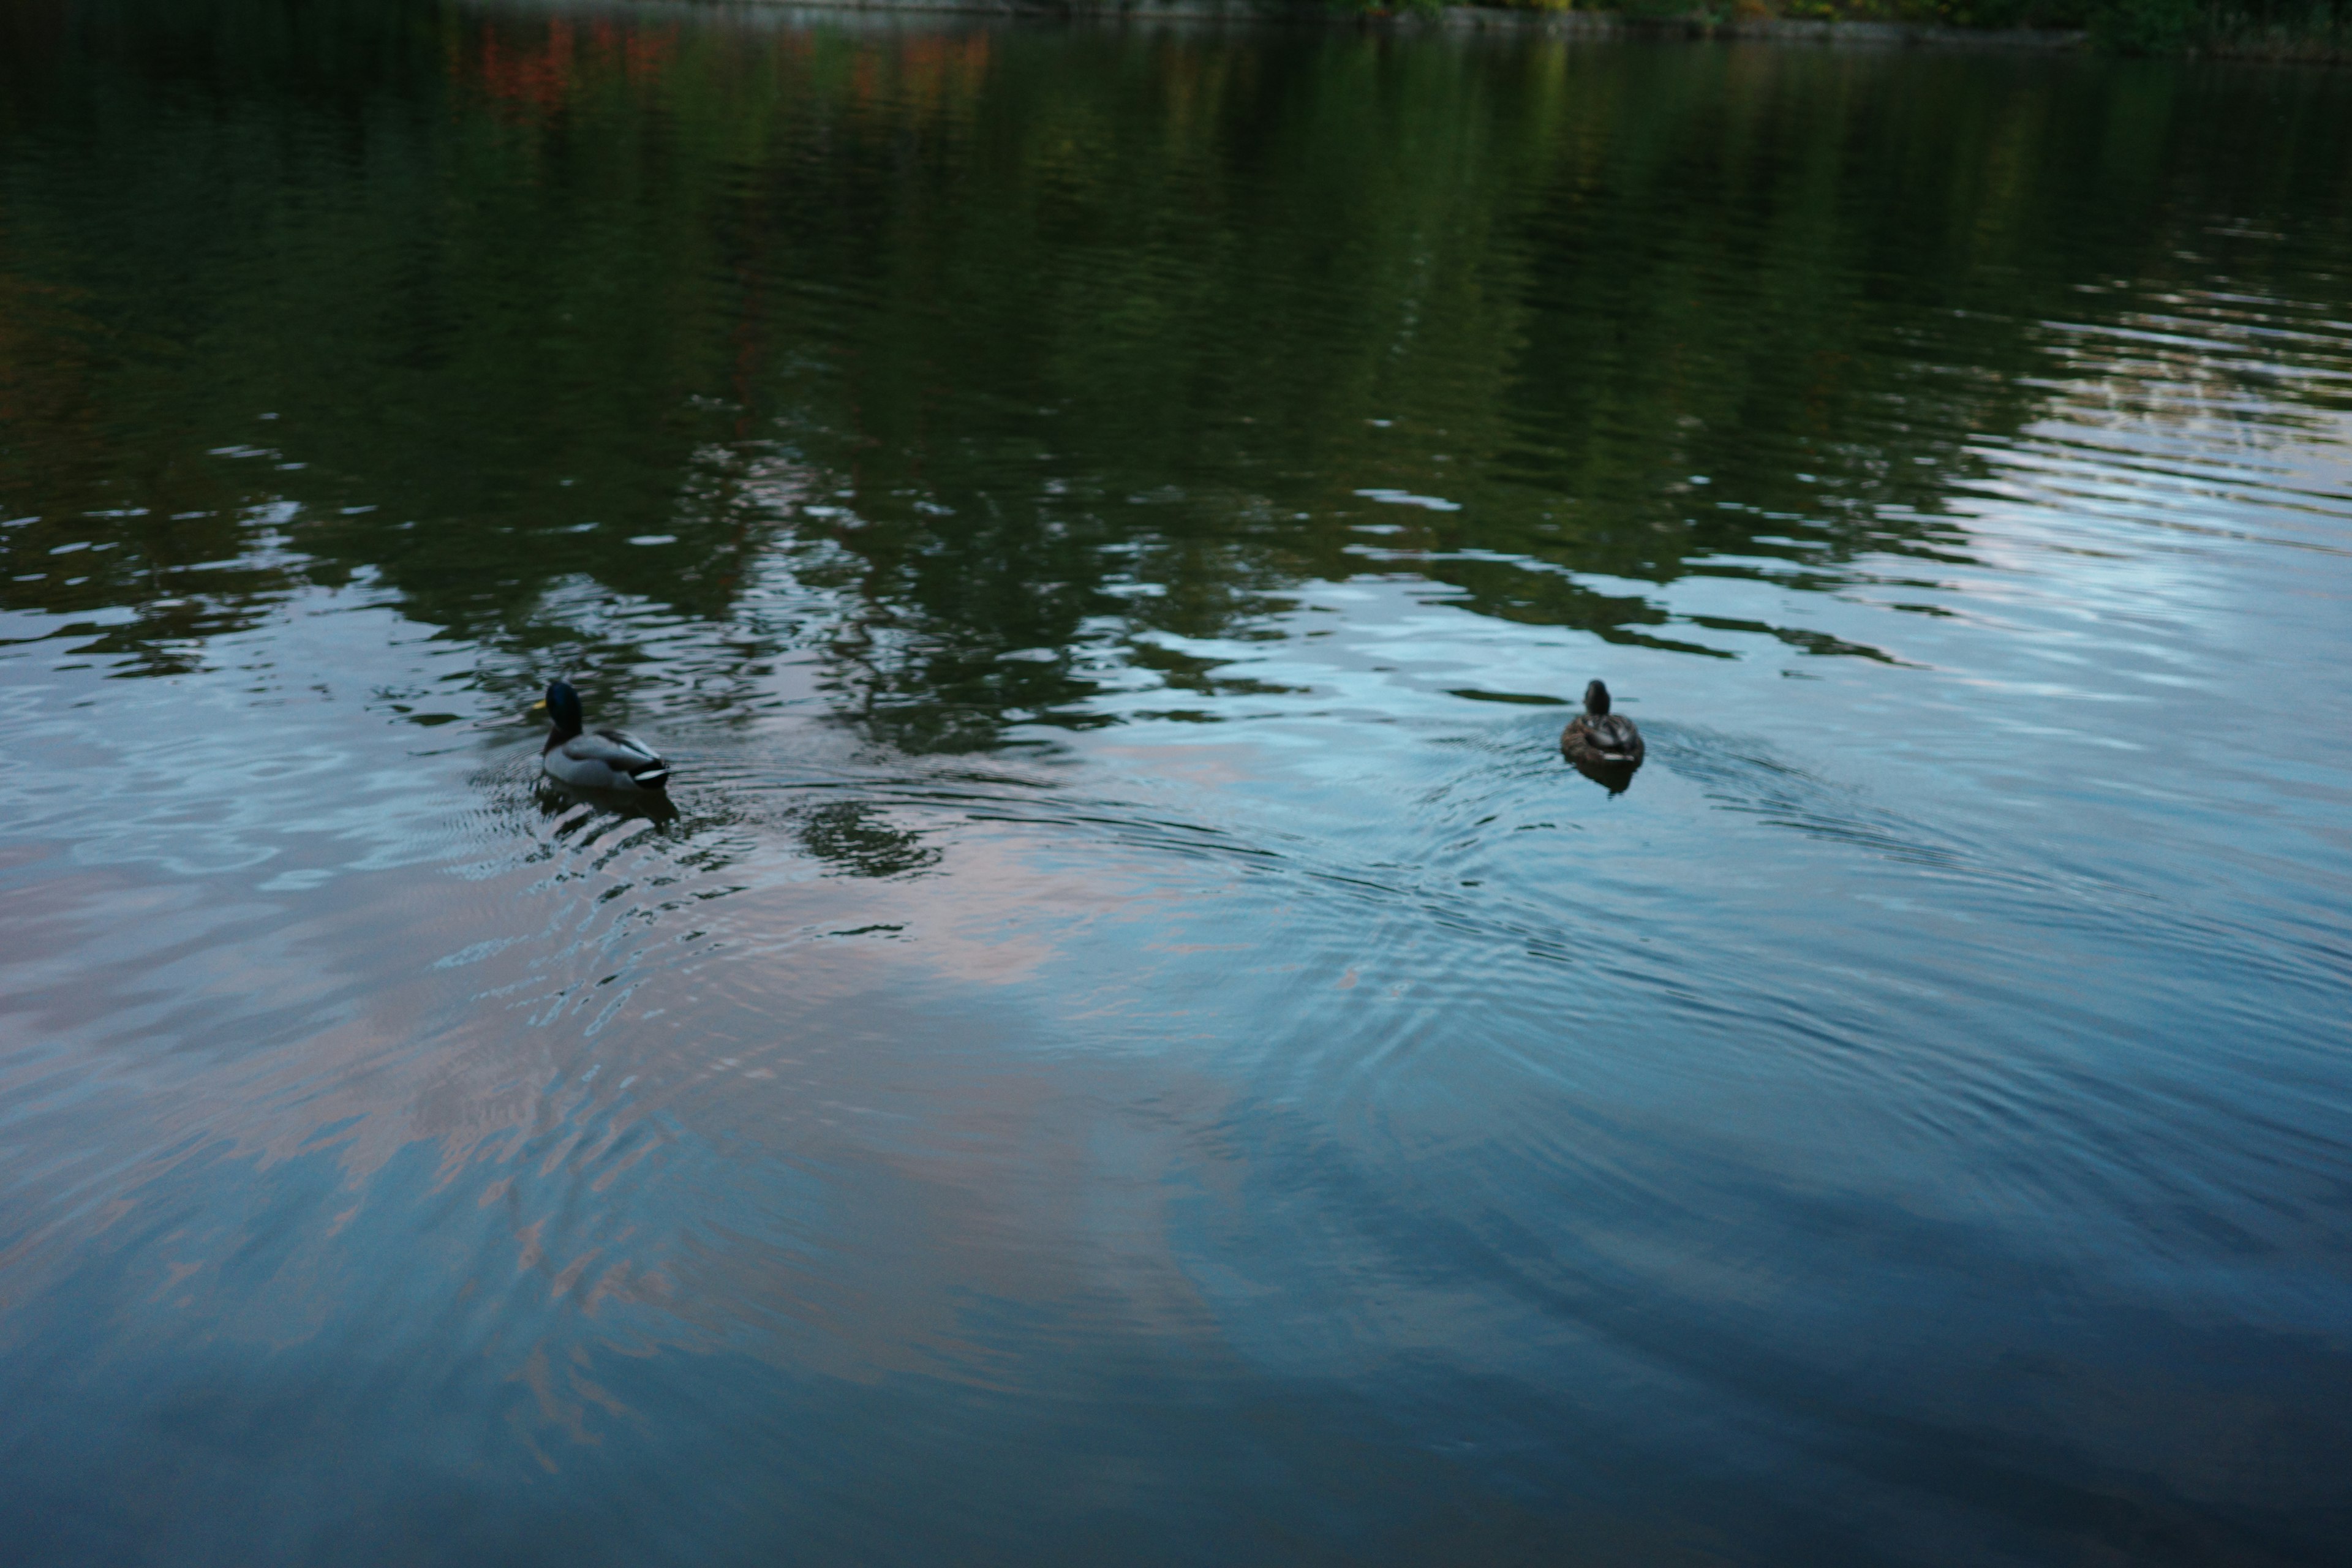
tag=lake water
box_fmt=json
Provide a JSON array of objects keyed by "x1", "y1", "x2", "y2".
[{"x1": 3, "y1": 4, "x2": 2350, "y2": 1563}]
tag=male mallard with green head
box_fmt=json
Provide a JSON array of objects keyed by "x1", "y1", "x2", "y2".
[
  {"x1": 1560, "y1": 679, "x2": 1642, "y2": 769},
  {"x1": 535, "y1": 679, "x2": 671, "y2": 792}
]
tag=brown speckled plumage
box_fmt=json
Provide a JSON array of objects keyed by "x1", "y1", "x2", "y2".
[{"x1": 1560, "y1": 679, "x2": 1643, "y2": 767}]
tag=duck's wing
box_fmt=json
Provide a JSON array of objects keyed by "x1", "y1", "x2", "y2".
[
  {"x1": 589, "y1": 727, "x2": 664, "y2": 764},
  {"x1": 1565, "y1": 714, "x2": 1642, "y2": 761},
  {"x1": 547, "y1": 728, "x2": 671, "y2": 790}
]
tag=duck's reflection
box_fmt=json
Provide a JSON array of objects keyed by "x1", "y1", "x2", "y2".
[
  {"x1": 1567, "y1": 753, "x2": 1642, "y2": 797},
  {"x1": 533, "y1": 777, "x2": 682, "y2": 827}
]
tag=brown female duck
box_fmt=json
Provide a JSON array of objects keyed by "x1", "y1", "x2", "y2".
[{"x1": 1560, "y1": 680, "x2": 1643, "y2": 769}]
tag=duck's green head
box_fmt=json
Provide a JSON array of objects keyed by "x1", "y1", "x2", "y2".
[
  {"x1": 540, "y1": 679, "x2": 584, "y2": 734},
  {"x1": 1584, "y1": 679, "x2": 1611, "y2": 717}
]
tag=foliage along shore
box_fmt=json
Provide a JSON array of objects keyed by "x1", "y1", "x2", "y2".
[
  {"x1": 1417, "y1": 0, "x2": 2352, "y2": 60},
  {"x1": 773, "y1": 0, "x2": 2350, "y2": 61}
]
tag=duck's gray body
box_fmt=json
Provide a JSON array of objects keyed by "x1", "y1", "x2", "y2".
[
  {"x1": 1560, "y1": 679, "x2": 1643, "y2": 767},
  {"x1": 540, "y1": 681, "x2": 671, "y2": 791}
]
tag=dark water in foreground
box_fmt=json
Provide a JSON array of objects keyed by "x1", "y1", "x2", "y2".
[{"x1": 4, "y1": 3, "x2": 2351, "y2": 1562}]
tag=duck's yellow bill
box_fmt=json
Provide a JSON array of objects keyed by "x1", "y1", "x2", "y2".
[{"x1": 529, "y1": 699, "x2": 548, "y2": 714}]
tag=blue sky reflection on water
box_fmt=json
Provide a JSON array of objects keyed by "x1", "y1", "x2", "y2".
[{"x1": 1, "y1": 6, "x2": 2351, "y2": 1564}]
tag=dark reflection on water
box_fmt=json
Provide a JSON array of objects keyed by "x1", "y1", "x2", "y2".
[
  {"x1": 4, "y1": 3, "x2": 2352, "y2": 1564},
  {"x1": 1566, "y1": 752, "x2": 1642, "y2": 796}
]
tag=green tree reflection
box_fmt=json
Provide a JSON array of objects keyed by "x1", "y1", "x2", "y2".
[{"x1": 2, "y1": 2, "x2": 2347, "y2": 741}]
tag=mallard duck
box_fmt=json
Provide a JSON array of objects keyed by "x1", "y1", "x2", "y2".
[
  {"x1": 534, "y1": 680, "x2": 671, "y2": 791},
  {"x1": 1560, "y1": 679, "x2": 1643, "y2": 768}
]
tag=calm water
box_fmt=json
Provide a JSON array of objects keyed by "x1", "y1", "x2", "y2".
[{"x1": 3, "y1": 3, "x2": 2351, "y2": 1562}]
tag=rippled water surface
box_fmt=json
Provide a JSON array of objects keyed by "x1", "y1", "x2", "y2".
[{"x1": 4, "y1": 4, "x2": 2351, "y2": 1562}]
